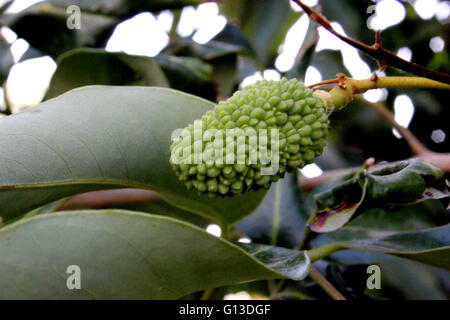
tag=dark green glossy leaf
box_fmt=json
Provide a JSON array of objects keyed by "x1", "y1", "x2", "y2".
[
  {"x1": 307, "y1": 192, "x2": 448, "y2": 265},
  {"x1": 0, "y1": 86, "x2": 267, "y2": 225},
  {"x1": 371, "y1": 257, "x2": 449, "y2": 300},
  {"x1": 162, "y1": 24, "x2": 255, "y2": 98},
  {"x1": 212, "y1": 23, "x2": 255, "y2": 58},
  {"x1": 309, "y1": 224, "x2": 450, "y2": 270},
  {"x1": 48, "y1": 0, "x2": 204, "y2": 18},
  {"x1": 211, "y1": 53, "x2": 238, "y2": 98},
  {"x1": 154, "y1": 54, "x2": 217, "y2": 101},
  {"x1": 238, "y1": 173, "x2": 307, "y2": 248},
  {"x1": 319, "y1": 0, "x2": 374, "y2": 44},
  {"x1": 164, "y1": 26, "x2": 252, "y2": 61},
  {"x1": 0, "y1": 210, "x2": 310, "y2": 299},
  {"x1": 308, "y1": 50, "x2": 351, "y2": 81},
  {"x1": 308, "y1": 158, "x2": 447, "y2": 233},
  {"x1": 45, "y1": 48, "x2": 169, "y2": 99},
  {"x1": 0, "y1": 2, "x2": 118, "y2": 58},
  {"x1": 220, "y1": 0, "x2": 301, "y2": 66}
]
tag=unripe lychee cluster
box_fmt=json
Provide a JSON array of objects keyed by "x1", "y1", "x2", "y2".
[{"x1": 170, "y1": 78, "x2": 329, "y2": 197}]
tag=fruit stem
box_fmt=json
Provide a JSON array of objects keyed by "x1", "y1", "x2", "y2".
[
  {"x1": 306, "y1": 243, "x2": 343, "y2": 262},
  {"x1": 329, "y1": 76, "x2": 450, "y2": 110}
]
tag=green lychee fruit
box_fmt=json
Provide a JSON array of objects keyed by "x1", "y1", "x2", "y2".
[{"x1": 170, "y1": 77, "x2": 329, "y2": 197}]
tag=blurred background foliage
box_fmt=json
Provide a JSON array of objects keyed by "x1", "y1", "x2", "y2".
[{"x1": 0, "y1": 0, "x2": 448, "y2": 299}]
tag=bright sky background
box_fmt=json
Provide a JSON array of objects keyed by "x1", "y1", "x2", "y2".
[{"x1": 0, "y1": 0, "x2": 448, "y2": 175}]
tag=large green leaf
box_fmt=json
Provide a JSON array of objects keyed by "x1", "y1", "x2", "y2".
[
  {"x1": 0, "y1": 86, "x2": 267, "y2": 225},
  {"x1": 0, "y1": 210, "x2": 310, "y2": 299},
  {"x1": 308, "y1": 224, "x2": 450, "y2": 270},
  {"x1": 0, "y1": 2, "x2": 118, "y2": 58},
  {"x1": 45, "y1": 49, "x2": 169, "y2": 99}
]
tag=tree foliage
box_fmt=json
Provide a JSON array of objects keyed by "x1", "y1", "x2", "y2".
[{"x1": 0, "y1": 0, "x2": 448, "y2": 300}]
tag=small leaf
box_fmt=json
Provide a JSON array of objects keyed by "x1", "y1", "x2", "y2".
[
  {"x1": 0, "y1": 2, "x2": 118, "y2": 58},
  {"x1": 45, "y1": 48, "x2": 169, "y2": 99},
  {"x1": 309, "y1": 201, "x2": 447, "y2": 265},
  {"x1": 154, "y1": 54, "x2": 217, "y2": 101},
  {"x1": 0, "y1": 210, "x2": 310, "y2": 299},
  {"x1": 308, "y1": 158, "x2": 448, "y2": 233},
  {"x1": 164, "y1": 25, "x2": 253, "y2": 61},
  {"x1": 162, "y1": 25, "x2": 255, "y2": 98}
]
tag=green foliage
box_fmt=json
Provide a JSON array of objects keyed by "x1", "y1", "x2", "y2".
[
  {"x1": 0, "y1": 210, "x2": 309, "y2": 299},
  {"x1": 308, "y1": 159, "x2": 448, "y2": 233},
  {"x1": 0, "y1": 0, "x2": 448, "y2": 300},
  {"x1": 308, "y1": 224, "x2": 450, "y2": 270}
]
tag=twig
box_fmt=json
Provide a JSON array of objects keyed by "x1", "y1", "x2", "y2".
[
  {"x1": 58, "y1": 188, "x2": 161, "y2": 210},
  {"x1": 298, "y1": 169, "x2": 354, "y2": 191},
  {"x1": 308, "y1": 78, "x2": 341, "y2": 88},
  {"x1": 307, "y1": 244, "x2": 343, "y2": 262},
  {"x1": 355, "y1": 96, "x2": 428, "y2": 156},
  {"x1": 292, "y1": 0, "x2": 450, "y2": 84},
  {"x1": 345, "y1": 76, "x2": 450, "y2": 91},
  {"x1": 308, "y1": 266, "x2": 346, "y2": 300},
  {"x1": 329, "y1": 76, "x2": 450, "y2": 110}
]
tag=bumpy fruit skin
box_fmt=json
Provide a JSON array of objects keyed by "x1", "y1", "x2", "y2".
[{"x1": 170, "y1": 78, "x2": 329, "y2": 197}]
